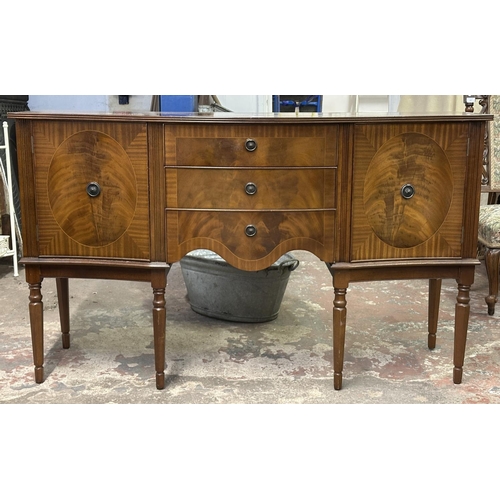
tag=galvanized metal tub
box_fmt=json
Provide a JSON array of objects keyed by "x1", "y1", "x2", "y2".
[{"x1": 180, "y1": 250, "x2": 299, "y2": 323}]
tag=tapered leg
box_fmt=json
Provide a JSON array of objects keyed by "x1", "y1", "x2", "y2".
[
  {"x1": 152, "y1": 270, "x2": 168, "y2": 390},
  {"x1": 28, "y1": 279, "x2": 44, "y2": 384},
  {"x1": 56, "y1": 278, "x2": 70, "y2": 349},
  {"x1": 428, "y1": 279, "x2": 442, "y2": 349},
  {"x1": 484, "y1": 248, "x2": 500, "y2": 316},
  {"x1": 453, "y1": 282, "x2": 471, "y2": 384},
  {"x1": 333, "y1": 287, "x2": 347, "y2": 390}
]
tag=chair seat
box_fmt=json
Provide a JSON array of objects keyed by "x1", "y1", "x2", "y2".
[{"x1": 478, "y1": 204, "x2": 500, "y2": 247}]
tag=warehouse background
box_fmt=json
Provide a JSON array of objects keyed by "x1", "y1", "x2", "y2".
[{"x1": 27, "y1": 95, "x2": 401, "y2": 113}]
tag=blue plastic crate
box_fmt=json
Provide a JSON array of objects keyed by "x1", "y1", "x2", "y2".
[{"x1": 159, "y1": 95, "x2": 198, "y2": 112}]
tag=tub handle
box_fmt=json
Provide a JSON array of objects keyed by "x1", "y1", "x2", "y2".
[{"x1": 279, "y1": 259, "x2": 300, "y2": 271}]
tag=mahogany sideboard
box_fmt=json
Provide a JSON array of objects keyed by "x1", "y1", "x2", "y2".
[{"x1": 9, "y1": 110, "x2": 492, "y2": 390}]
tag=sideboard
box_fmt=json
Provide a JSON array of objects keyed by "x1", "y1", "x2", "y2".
[{"x1": 9, "y1": 110, "x2": 492, "y2": 390}]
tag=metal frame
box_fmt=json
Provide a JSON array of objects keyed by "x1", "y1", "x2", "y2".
[{"x1": 0, "y1": 121, "x2": 19, "y2": 276}]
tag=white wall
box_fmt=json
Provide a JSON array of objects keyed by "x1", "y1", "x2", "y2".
[
  {"x1": 323, "y1": 95, "x2": 397, "y2": 112},
  {"x1": 28, "y1": 95, "x2": 154, "y2": 112},
  {"x1": 217, "y1": 95, "x2": 271, "y2": 113},
  {"x1": 322, "y1": 95, "x2": 354, "y2": 112},
  {"x1": 28, "y1": 95, "x2": 109, "y2": 112}
]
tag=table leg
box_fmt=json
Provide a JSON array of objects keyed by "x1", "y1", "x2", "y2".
[
  {"x1": 56, "y1": 278, "x2": 70, "y2": 349},
  {"x1": 333, "y1": 287, "x2": 347, "y2": 390},
  {"x1": 428, "y1": 279, "x2": 442, "y2": 349},
  {"x1": 152, "y1": 270, "x2": 167, "y2": 390},
  {"x1": 453, "y1": 282, "x2": 471, "y2": 384},
  {"x1": 27, "y1": 277, "x2": 44, "y2": 384}
]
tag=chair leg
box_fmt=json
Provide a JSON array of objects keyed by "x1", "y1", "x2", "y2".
[{"x1": 484, "y1": 248, "x2": 500, "y2": 315}]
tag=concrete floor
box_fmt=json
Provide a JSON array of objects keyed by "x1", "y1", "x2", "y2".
[{"x1": 1, "y1": 250, "x2": 499, "y2": 404}]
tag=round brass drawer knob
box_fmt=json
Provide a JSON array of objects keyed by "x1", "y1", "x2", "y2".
[
  {"x1": 245, "y1": 138, "x2": 257, "y2": 152},
  {"x1": 86, "y1": 182, "x2": 101, "y2": 198},
  {"x1": 245, "y1": 182, "x2": 257, "y2": 195},
  {"x1": 245, "y1": 225, "x2": 257, "y2": 237},
  {"x1": 401, "y1": 184, "x2": 415, "y2": 199}
]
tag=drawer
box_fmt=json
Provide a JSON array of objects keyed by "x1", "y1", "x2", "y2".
[
  {"x1": 165, "y1": 124, "x2": 338, "y2": 167},
  {"x1": 166, "y1": 167, "x2": 336, "y2": 210},
  {"x1": 166, "y1": 210, "x2": 335, "y2": 270}
]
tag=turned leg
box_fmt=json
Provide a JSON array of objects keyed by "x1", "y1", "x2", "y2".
[
  {"x1": 56, "y1": 278, "x2": 70, "y2": 349},
  {"x1": 453, "y1": 282, "x2": 472, "y2": 384},
  {"x1": 152, "y1": 270, "x2": 167, "y2": 390},
  {"x1": 484, "y1": 248, "x2": 500, "y2": 316},
  {"x1": 428, "y1": 279, "x2": 442, "y2": 349},
  {"x1": 333, "y1": 287, "x2": 347, "y2": 390},
  {"x1": 28, "y1": 279, "x2": 44, "y2": 384}
]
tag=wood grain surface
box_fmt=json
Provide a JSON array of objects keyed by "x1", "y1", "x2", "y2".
[
  {"x1": 165, "y1": 124, "x2": 339, "y2": 167},
  {"x1": 351, "y1": 123, "x2": 469, "y2": 261},
  {"x1": 32, "y1": 121, "x2": 150, "y2": 259}
]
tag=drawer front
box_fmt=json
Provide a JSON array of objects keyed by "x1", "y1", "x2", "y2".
[
  {"x1": 166, "y1": 167, "x2": 336, "y2": 210},
  {"x1": 165, "y1": 124, "x2": 338, "y2": 167},
  {"x1": 166, "y1": 210, "x2": 335, "y2": 270},
  {"x1": 32, "y1": 120, "x2": 150, "y2": 260}
]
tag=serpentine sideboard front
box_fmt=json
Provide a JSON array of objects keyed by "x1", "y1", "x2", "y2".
[{"x1": 9, "y1": 110, "x2": 492, "y2": 390}]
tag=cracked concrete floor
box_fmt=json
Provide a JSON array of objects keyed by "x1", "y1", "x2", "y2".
[{"x1": 1, "y1": 251, "x2": 500, "y2": 404}]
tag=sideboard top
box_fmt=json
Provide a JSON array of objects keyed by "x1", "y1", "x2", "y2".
[{"x1": 7, "y1": 110, "x2": 494, "y2": 124}]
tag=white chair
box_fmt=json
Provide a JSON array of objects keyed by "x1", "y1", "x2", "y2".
[{"x1": 0, "y1": 120, "x2": 19, "y2": 276}]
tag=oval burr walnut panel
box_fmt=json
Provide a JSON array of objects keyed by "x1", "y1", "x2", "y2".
[
  {"x1": 48, "y1": 131, "x2": 137, "y2": 247},
  {"x1": 363, "y1": 132, "x2": 453, "y2": 248},
  {"x1": 32, "y1": 121, "x2": 150, "y2": 260},
  {"x1": 351, "y1": 123, "x2": 469, "y2": 261}
]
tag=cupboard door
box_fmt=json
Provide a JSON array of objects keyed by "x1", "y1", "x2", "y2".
[
  {"x1": 32, "y1": 121, "x2": 150, "y2": 260},
  {"x1": 351, "y1": 123, "x2": 469, "y2": 261}
]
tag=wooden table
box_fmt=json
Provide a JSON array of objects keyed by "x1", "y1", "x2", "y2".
[{"x1": 10, "y1": 110, "x2": 492, "y2": 390}]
